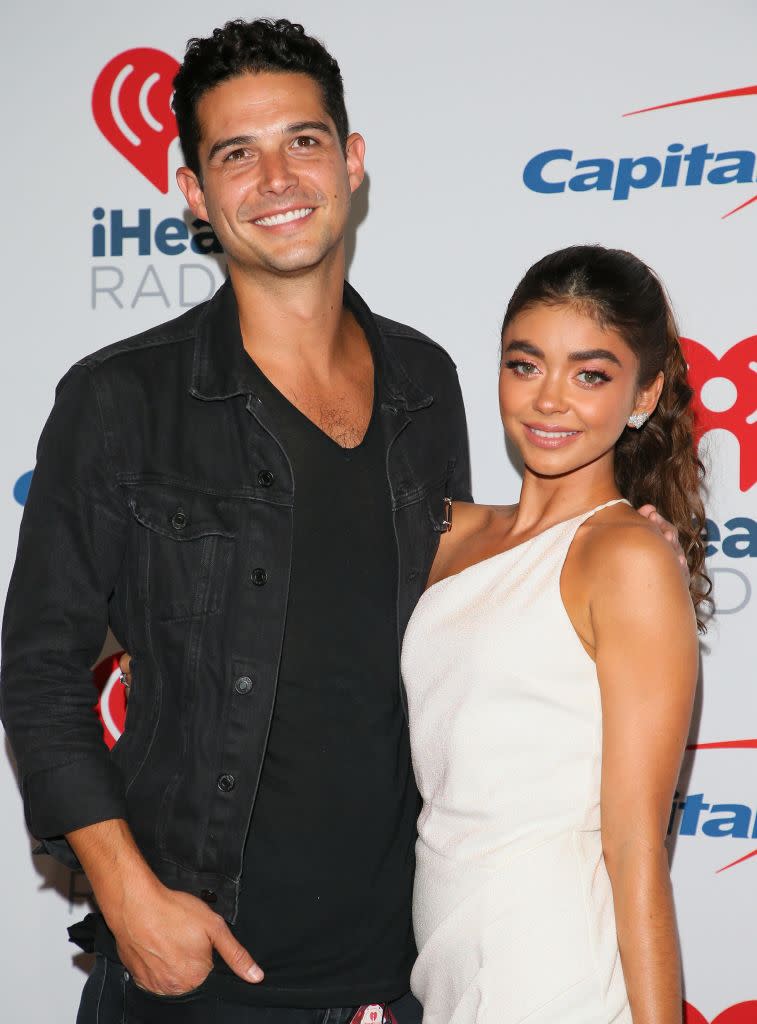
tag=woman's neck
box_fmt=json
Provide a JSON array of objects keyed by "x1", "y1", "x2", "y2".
[{"x1": 510, "y1": 458, "x2": 622, "y2": 536}]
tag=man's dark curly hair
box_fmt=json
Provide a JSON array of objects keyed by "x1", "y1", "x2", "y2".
[{"x1": 173, "y1": 18, "x2": 349, "y2": 177}]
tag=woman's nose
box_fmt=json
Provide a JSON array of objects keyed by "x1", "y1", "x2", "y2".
[{"x1": 533, "y1": 374, "x2": 569, "y2": 414}]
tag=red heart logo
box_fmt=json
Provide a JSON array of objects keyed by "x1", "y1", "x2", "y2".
[
  {"x1": 681, "y1": 336, "x2": 757, "y2": 492},
  {"x1": 92, "y1": 48, "x2": 180, "y2": 193},
  {"x1": 685, "y1": 1000, "x2": 757, "y2": 1023}
]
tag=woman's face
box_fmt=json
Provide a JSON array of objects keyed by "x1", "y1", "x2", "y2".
[{"x1": 499, "y1": 302, "x2": 662, "y2": 480}]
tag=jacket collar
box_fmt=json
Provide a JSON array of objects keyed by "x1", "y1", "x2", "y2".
[{"x1": 190, "y1": 277, "x2": 433, "y2": 412}]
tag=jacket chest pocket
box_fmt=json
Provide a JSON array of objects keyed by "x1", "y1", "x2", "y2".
[{"x1": 125, "y1": 482, "x2": 239, "y2": 621}]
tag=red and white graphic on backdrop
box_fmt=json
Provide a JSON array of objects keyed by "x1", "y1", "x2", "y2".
[
  {"x1": 92, "y1": 652, "x2": 127, "y2": 750},
  {"x1": 681, "y1": 336, "x2": 757, "y2": 492},
  {"x1": 92, "y1": 48, "x2": 180, "y2": 192},
  {"x1": 684, "y1": 1001, "x2": 757, "y2": 1024}
]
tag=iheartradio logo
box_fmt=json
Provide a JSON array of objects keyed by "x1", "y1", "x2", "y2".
[
  {"x1": 92, "y1": 652, "x2": 127, "y2": 750},
  {"x1": 92, "y1": 48, "x2": 180, "y2": 193},
  {"x1": 685, "y1": 1001, "x2": 757, "y2": 1024},
  {"x1": 682, "y1": 336, "x2": 757, "y2": 492}
]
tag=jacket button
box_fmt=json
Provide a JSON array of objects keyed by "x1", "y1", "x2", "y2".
[
  {"x1": 257, "y1": 470, "x2": 274, "y2": 487},
  {"x1": 251, "y1": 568, "x2": 268, "y2": 586},
  {"x1": 217, "y1": 773, "x2": 236, "y2": 793},
  {"x1": 200, "y1": 889, "x2": 217, "y2": 904},
  {"x1": 234, "y1": 675, "x2": 253, "y2": 695},
  {"x1": 170, "y1": 508, "x2": 188, "y2": 530}
]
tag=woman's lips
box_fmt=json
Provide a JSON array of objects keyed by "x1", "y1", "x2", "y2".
[{"x1": 523, "y1": 424, "x2": 582, "y2": 449}]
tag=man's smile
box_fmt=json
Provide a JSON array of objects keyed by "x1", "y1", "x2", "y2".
[{"x1": 252, "y1": 206, "x2": 315, "y2": 227}]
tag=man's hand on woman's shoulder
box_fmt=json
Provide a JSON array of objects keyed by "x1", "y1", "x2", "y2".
[{"x1": 635, "y1": 504, "x2": 688, "y2": 576}]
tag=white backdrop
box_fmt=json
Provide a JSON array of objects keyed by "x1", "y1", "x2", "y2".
[{"x1": 2, "y1": 2, "x2": 755, "y2": 1020}]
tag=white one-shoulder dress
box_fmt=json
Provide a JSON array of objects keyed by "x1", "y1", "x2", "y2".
[{"x1": 401, "y1": 500, "x2": 632, "y2": 1024}]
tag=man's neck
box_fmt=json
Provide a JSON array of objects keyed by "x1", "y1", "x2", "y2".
[{"x1": 228, "y1": 252, "x2": 352, "y2": 377}]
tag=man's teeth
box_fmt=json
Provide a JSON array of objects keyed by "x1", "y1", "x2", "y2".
[
  {"x1": 531, "y1": 428, "x2": 578, "y2": 438},
  {"x1": 254, "y1": 207, "x2": 313, "y2": 226}
]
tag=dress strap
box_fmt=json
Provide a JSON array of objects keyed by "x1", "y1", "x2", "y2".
[
  {"x1": 582, "y1": 497, "x2": 630, "y2": 519},
  {"x1": 550, "y1": 497, "x2": 631, "y2": 573},
  {"x1": 565, "y1": 497, "x2": 630, "y2": 533}
]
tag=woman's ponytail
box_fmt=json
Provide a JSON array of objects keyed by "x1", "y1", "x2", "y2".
[{"x1": 614, "y1": 313, "x2": 711, "y2": 628}]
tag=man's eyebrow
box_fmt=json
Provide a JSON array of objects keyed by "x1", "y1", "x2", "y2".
[
  {"x1": 207, "y1": 121, "x2": 334, "y2": 162},
  {"x1": 287, "y1": 120, "x2": 333, "y2": 135},
  {"x1": 208, "y1": 135, "x2": 256, "y2": 161},
  {"x1": 503, "y1": 340, "x2": 622, "y2": 366}
]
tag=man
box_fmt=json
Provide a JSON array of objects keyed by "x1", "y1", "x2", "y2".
[
  {"x1": 1, "y1": 17, "x2": 683, "y2": 1024},
  {"x1": 1, "y1": 18, "x2": 469, "y2": 1024}
]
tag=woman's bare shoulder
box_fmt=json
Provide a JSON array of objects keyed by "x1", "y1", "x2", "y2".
[
  {"x1": 449, "y1": 500, "x2": 516, "y2": 537},
  {"x1": 581, "y1": 503, "x2": 687, "y2": 598},
  {"x1": 428, "y1": 501, "x2": 517, "y2": 587}
]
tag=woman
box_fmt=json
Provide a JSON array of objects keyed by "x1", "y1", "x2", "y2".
[{"x1": 401, "y1": 246, "x2": 709, "y2": 1024}]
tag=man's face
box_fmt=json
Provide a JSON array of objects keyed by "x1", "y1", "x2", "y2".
[{"x1": 177, "y1": 71, "x2": 365, "y2": 278}]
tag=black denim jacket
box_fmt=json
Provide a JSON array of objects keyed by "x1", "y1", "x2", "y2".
[{"x1": 1, "y1": 280, "x2": 471, "y2": 921}]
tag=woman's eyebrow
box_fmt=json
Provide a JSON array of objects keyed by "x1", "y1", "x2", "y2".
[
  {"x1": 568, "y1": 348, "x2": 622, "y2": 366},
  {"x1": 503, "y1": 340, "x2": 623, "y2": 367},
  {"x1": 503, "y1": 340, "x2": 543, "y2": 357}
]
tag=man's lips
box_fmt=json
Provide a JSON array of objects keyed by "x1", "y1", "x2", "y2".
[
  {"x1": 251, "y1": 206, "x2": 315, "y2": 227},
  {"x1": 523, "y1": 423, "x2": 582, "y2": 448}
]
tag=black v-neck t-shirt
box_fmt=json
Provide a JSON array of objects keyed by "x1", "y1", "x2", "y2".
[{"x1": 211, "y1": 349, "x2": 419, "y2": 1006}]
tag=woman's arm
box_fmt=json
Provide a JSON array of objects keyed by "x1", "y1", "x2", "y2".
[{"x1": 590, "y1": 524, "x2": 698, "y2": 1024}]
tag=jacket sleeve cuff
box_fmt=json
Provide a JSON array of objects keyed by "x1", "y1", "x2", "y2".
[
  {"x1": 23, "y1": 753, "x2": 128, "y2": 840},
  {"x1": 33, "y1": 837, "x2": 82, "y2": 870}
]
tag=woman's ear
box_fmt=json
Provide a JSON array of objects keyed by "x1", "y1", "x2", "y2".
[{"x1": 633, "y1": 370, "x2": 665, "y2": 420}]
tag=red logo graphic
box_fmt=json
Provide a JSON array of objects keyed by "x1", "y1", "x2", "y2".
[
  {"x1": 681, "y1": 336, "x2": 757, "y2": 492},
  {"x1": 92, "y1": 48, "x2": 180, "y2": 193},
  {"x1": 685, "y1": 1001, "x2": 757, "y2": 1024},
  {"x1": 348, "y1": 1007, "x2": 397, "y2": 1024},
  {"x1": 624, "y1": 85, "x2": 757, "y2": 218},
  {"x1": 92, "y1": 652, "x2": 127, "y2": 750}
]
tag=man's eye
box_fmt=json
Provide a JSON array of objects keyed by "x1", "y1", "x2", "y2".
[
  {"x1": 504, "y1": 359, "x2": 539, "y2": 377},
  {"x1": 223, "y1": 149, "x2": 248, "y2": 162},
  {"x1": 576, "y1": 369, "x2": 611, "y2": 385},
  {"x1": 292, "y1": 136, "x2": 317, "y2": 148}
]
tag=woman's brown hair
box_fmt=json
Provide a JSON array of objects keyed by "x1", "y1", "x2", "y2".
[{"x1": 502, "y1": 245, "x2": 711, "y2": 630}]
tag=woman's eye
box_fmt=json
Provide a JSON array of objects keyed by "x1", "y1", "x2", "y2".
[
  {"x1": 504, "y1": 359, "x2": 539, "y2": 377},
  {"x1": 576, "y1": 369, "x2": 611, "y2": 385}
]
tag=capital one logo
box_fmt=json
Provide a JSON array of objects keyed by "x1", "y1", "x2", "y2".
[
  {"x1": 625, "y1": 85, "x2": 757, "y2": 218},
  {"x1": 681, "y1": 336, "x2": 757, "y2": 492},
  {"x1": 673, "y1": 740, "x2": 757, "y2": 873},
  {"x1": 523, "y1": 83, "x2": 757, "y2": 217},
  {"x1": 92, "y1": 48, "x2": 180, "y2": 193}
]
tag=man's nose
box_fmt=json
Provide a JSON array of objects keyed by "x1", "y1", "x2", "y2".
[{"x1": 258, "y1": 150, "x2": 299, "y2": 195}]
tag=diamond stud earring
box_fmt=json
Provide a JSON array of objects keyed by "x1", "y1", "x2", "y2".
[{"x1": 627, "y1": 412, "x2": 649, "y2": 429}]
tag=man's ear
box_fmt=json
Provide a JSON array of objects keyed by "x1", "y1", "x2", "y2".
[
  {"x1": 345, "y1": 132, "x2": 366, "y2": 194},
  {"x1": 176, "y1": 166, "x2": 209, "y2": 222}
]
